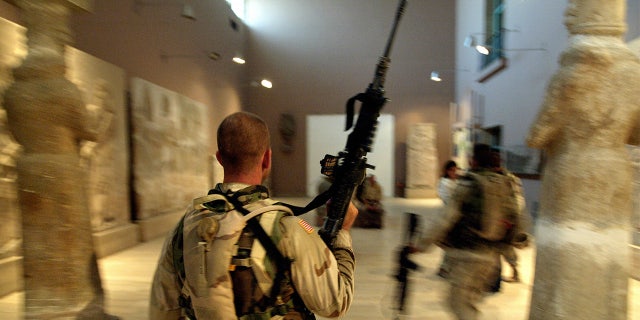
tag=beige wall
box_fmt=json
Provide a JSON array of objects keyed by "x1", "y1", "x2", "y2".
[{"x1": 244, "y1": 0, "x2": 456, "y2": 196}]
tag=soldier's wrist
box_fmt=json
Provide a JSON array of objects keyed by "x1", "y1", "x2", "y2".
[{"x1": 333, "y1": 230, "x2": 353, "y2": 249}]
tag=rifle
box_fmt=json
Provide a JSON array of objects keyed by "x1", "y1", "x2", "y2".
[
  {"x1": 394, "y1": 213, "x2": 421, "y2": 314},
  {"x1": 318, "y1": 0, "x2": 408, "y2": 248}
]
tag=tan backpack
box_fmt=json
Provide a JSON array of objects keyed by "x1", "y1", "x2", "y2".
[{"x1": 465, "y1": 171, "x2": 520, "y2": 242}]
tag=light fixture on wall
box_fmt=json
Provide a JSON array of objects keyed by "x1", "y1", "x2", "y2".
[
  {"x1": 464, "y1": 35, "x2": 492, "y2": 55},
  {"x1": 160, "y1": 50, "x2": 221, "y2": 62},
  {"x1": 429, "y1": 69, "x2": 470, "y2": 82},
  {"x1": 464, "y1": 29, "x2": 544, "y2": 55},
  {"x1": 133, "y1": 0, "x2": 197, "y2": 21},
  {"x1": 181, "y1": 2, "x2": 196, "y2": 20},
  {"x1": 430, "y1": 71, "x2": 442, "y2": 82}
]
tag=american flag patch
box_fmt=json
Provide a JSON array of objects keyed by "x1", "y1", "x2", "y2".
[{"x1": 298, "y1": 219, "x2": 314, "y2": 234}]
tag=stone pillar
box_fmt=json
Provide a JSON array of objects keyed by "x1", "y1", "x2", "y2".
[
  {"x1": 0, "y1": 16, "x2": 26, "y2": 298},
  {"x1": 404, "y1": 123, "x2": 438, "y2": 198},
  {"x1": 627, "y1": 36, "x2": 640, "y2": 282},
  {"x1": 526, "y1": 1, "x2": 640, "y2": 319},
  {"x1": 630, "y1": 146, "x2": 640, "y2": 281},
  {"x1": 2, "y1": 0, "x2": 114, "y2": 318}
]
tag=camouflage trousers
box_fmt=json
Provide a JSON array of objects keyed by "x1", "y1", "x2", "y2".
[{"x1": 444, "y1": 248, "x2": 499, "y2": 320}]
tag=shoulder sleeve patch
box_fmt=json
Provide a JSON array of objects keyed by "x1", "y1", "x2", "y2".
[{"x1": 297, "y1": 219, "x2": 315, "y2": 234}]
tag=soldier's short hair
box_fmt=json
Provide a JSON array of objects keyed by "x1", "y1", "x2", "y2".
[{"x1": 217, "y1": 112, "x2": 270, "y2": 172}]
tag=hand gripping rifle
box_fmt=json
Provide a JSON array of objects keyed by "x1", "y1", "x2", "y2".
[{"x1": 318, "y1": 0, "x2": 408, "y2": 248}]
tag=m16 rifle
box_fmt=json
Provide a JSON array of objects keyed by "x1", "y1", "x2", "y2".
[
  {"x1": 318, "y1": 0, "x2": 407, "y2": 248},
  {"x1": 394, "y1": 213, "x2": 421, "y2": 315}
]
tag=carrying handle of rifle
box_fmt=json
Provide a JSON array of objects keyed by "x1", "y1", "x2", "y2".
[{"x1": 345, "y1": 93, "x2": 364, "y2": 131}]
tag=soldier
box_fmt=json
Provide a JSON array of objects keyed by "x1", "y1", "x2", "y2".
[
  {"x1": 149, "y1": 111, "x2": 358, "y2": 319},
  {"x1": 489, "y1": 149, "x2": 529, "y2": 287},
  {"x1": 416, "y1": 143, "x2": 523, "y2": 320}
]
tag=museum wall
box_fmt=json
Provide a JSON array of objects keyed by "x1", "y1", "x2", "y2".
[
  {"x1": 2, "y1": 0, "x2": 457, "y2": 199},
  {"x1": 69, "y1": 0, "x2": 247, "y2": 158},
  {"x1": 243, "y1": 0, "x2": 457, "y2": 196}
]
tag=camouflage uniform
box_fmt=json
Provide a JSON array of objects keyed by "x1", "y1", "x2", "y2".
[
  {"x1": 149, "y1": 183, "x2": 356, "y2": 319},
  {"x1": 419, "y1": 168, "x2": 520, "y2": 320},
  {"x1": 496, "y1": 169, "x2": 528, "y2": 282}
]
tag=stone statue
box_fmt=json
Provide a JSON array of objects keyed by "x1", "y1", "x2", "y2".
[
  {"x1": 526, "y1": 0, "x2": 640, "y2": 319},
  {"x1": 2, "y1": 0, "x2": 116, "y2": 318}
]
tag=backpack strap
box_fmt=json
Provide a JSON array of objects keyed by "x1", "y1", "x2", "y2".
[
  {"x1": 277, "y1": 186, "x2": 334, "y2": 216},
  {"x1": 170, "y1": 215, "x2": 198, "y2": 320},
  {"x1": 210, "y1": 189, "x2": 316, "y2": 319}
]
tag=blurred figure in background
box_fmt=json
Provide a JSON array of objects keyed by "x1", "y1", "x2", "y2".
[
  {"x1": 435, "y1": 160, "x2": 459, "y2": 278},
  {"x1": 416, "y1": 144, "x2": 524, "y2": 320}
]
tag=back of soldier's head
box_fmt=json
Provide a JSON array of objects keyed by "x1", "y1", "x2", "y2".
[
  {"x1": 473, "y1": 143, "x2": 493, "y2": 168},
  {"x1": 217, "y1": 112, "x2": 270, "y2": 171},
  {"x1": 489, "y1": 147, "x2": 501, "y2": 169}
]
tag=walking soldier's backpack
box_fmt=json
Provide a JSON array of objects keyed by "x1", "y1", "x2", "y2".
[{"x1": 444, "y1": 169, "x2": 520, "y2": 248}]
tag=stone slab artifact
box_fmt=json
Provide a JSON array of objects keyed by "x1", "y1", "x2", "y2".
[
  {"x1": 130, "y1": 77, "x2": 210, "y2": 239},
  {"x1": 405, "y1": 123, "x2": 438, "y2": 198}
]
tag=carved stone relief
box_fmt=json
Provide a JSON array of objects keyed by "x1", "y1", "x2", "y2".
[
  {"x1": 130, "y1": 77, "x2": 209, "y2": 220},
  {"x1": 405, "y1": 123, "x2": 438, "y2": 198},
  {"x1": 66, "y1": 47, "x2": 129, "y2": 232}
]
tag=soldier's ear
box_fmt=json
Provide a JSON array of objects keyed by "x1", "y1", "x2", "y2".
[
  {"x1": 262, "y1": 148, "x2": 272, "y2": 170},
  {"x1": 215, "y1": 151, "x2": 223, "y2": 166}
]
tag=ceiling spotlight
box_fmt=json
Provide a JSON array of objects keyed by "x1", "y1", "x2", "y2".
[
  {"x1": 232, "y1": 56, "x2": 246, "y2": 64},
  {"x1": 260, "y1": 79, "x2": 273, "y2": 89},
  {"x1": 208, "y1": 52, "x2": 221, "y2": 61},
  {"x1": 249, "y1": 79, "x2": 273, "y2": 89},
  {"x1": 476, "y1": 45, "x2": 490, "y2": 55}
]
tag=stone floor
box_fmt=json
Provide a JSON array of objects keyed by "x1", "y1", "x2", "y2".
[{"x1": 1, "y1": 197, "x2": 638, "y2": 319}]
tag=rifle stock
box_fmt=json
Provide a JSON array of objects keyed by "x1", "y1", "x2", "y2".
[{"x1": 318, "y1": 0, "x2": 407, "y2": 248}]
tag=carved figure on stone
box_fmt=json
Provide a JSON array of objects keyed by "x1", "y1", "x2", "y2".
[
  {"x1": 526, "y1": 1, "x2": 640, "y2": 319},
  {"x1": 0, "y1": 109, "x2": 21, "y2": 260},
  {"x1": 78, "y1": 80, "x2": 117, "y2": 231}
]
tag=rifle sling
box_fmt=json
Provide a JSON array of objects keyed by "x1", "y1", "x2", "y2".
[
  {"x1": 220, "y1": 191, "x2": 314, "y2": 319},
  {"x1": 277, "y1": 187, "x2": 334, "y2": 217}
]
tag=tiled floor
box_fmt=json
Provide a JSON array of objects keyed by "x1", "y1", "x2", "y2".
[{"x1": 1, "y1": 197, "x2": 638, "y2": 319}]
